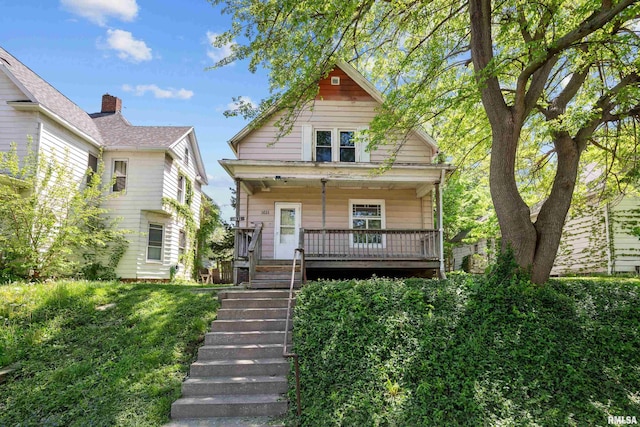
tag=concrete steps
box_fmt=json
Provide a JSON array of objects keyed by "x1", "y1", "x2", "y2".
[{"x1": 171, "y1": 289, "x2": 295, "y2": 425}]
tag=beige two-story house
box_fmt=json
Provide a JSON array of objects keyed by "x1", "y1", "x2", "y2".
[{"x1": 220, "y1": 62, "x2": 454, "y2": 285}]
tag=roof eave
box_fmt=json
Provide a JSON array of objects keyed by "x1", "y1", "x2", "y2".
[{"x1": 8, "y1": 101, "x2": 102, "y2": 148}]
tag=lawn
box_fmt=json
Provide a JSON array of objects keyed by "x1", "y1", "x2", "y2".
[
  {"x1": 290, "y1": 274, "x2": 640, "y2": 426},
  {"x1": 0, "y1": 280, "x2": 220, "y2": 426}
]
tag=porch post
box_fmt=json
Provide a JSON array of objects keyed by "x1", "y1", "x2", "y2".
[
  {"x1": 437, "y1": 170, "x2": 447, "y2": 279},
  {"x1": 321, "y1": 178, "x2": 327, "y2": 255},
  {"x1": 233, "y1": 179, "x2": 241, "y2": 285}
]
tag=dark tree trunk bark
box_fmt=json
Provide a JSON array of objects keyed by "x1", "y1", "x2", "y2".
[{"x1": 530, "y1": 134, "x2": 582, "y2": 283}]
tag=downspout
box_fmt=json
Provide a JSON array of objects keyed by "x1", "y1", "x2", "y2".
[
  {"x1": 604, "y1": 203, "x2": 612, "y2": 275},
  {"x1": 438, "y1": 169, "x2": 446, "y2": 279}
]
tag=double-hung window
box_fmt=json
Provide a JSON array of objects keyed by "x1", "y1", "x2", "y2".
[
  {"x1": 314, "y1": 129, "x2": 356, "y2": 163},
  {"x1": 112, "y1": 160, "x2": 127, "y2": 192},
  {"x1": 147, "y1": 224, "x2": 163, "y2": 261},
  {"x1": 177, "y1": 175, "x2": 185, "y2": 203},
  {"x1": 350, "y1": 200, "x2": 385, "y2": 247},
  {"x1": 178, "y1": 229, "x2": 186, "y2": 260},
  {"x1": 87, "y1": 153, "x2": 98, "y2": 185}
]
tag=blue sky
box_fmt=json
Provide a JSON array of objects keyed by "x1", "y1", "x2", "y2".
[{"x1": 0, "y1": 0, "x2": 270, "y2": 221}]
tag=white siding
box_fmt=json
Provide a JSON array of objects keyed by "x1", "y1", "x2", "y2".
[
  {"x1": 242, "y1": 186, "x2": 431, "y2": 259},
  {"x1": 237, "y1": 100, "x2": 433, "y2": 164},
  {"x1": 0, "y1": 72, "x2": 40, "y2": 160},
  {"x1": 610, "y1": 197, "x2": 640, "y2": 273}
]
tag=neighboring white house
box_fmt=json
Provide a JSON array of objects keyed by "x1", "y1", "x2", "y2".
[{"x1": 0, "y1": 46, "x2": 208, "y2": 280}]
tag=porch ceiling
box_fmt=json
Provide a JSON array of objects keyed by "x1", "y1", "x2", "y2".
[{"x1": 219, "y1": 159, "x2": 453, "y2": 195}]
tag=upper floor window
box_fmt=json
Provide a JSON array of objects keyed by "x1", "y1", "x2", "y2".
[
  {"x1": 315, "y1": 130, "x2": 332, "y2": 162},
  {"x1": 87, "y1": 153, "x2": 98, "y2": 185},
  {"x1": 177, "y1": 175, "x2": 185, "y2": 203},
  {"x1": 112, "y1": 160, "x2": 127, "y2": 192},
  {"x1": 184, "y1": 147, "x2": 189, "y2": 166},
  {"x1": 314, "y1": 130, "x2": 356, "y2": 163}
]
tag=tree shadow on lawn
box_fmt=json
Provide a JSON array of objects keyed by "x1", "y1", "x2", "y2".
[
  {"x1": 292, "y1": 277, "x2": 640, "y2": 426},
  {"x1": 0, "y1": 282, "x2": 218, "y2": 427}
]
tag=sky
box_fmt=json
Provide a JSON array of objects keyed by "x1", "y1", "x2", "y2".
[{"x1": 0, "y1": 0, "x2": 271, "y2": 221}]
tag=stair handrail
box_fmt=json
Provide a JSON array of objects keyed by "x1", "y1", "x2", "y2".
[
  {"x1": 246, "y1": 222, "x2": 263, "y2": 287},
  {"x1": 283, "y1": 247, "x2": 304, "y2": 417}
]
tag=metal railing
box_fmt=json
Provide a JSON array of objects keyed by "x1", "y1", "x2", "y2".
[
  {"x1": 283, "y1": 247, "x2": 305, "y2": 417},
  {"x1": 246, "y1": 223, "x2": 263, "y2": 287},
  {"x1": 302, "y1": 228, "x2": 440, "y2": 259}
]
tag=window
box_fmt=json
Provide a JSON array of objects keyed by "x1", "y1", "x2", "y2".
[
  {"x1": 147, "y1": 224, "x2": 163, "y2": 261},
  {"x1": 178, "y1": 229, "x2": 186, "y2": 260},
  {"x1": 184, "y1": 147, "x2": 189, "y2": 166},
  {"x1": 87, "y1": 153, "x2": 98, "y2": 185},
  {"x1": 112, "y1": 160, "x2": 127, "y2": 192},
  {"x1": 339, "y1": 131, "x2": 355, "y2": 162},
  {"x1": 177, "y1": 175, "x2": 185, "y2": 203},
  {"x1": 315, "y1": 130, "x2": 332, "y2": 162},
  {"x1": 314, "y1": 129, "x2": 356, "y2": 162},
  {"x1": 350, "y1": 200, "x2": 385, "y2": 246}
]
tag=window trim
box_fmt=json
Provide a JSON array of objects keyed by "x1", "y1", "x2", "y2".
[
  {"x1": 349, "y1": 199, "x2": 386, "y2": 248},
  {"x1": 177, "y1": 174, "x2": 185, "y2": 203},
  {"x1": 112, "y1": 159, "x2": 128, "y2": 193},
  {"x1": 147, "y1": 223, "x2": 164, "y2": 262},
  {"x1": 87, "y1": 153, "x2": 99, "y2": 185}
]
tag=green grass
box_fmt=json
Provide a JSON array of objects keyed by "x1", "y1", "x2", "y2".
[
  {"x1": 290, "y1": 275, "x2": 640, "y2": 426},
  {"x1": 0, "y1": 280, "x2": 219, "y2": 426}
]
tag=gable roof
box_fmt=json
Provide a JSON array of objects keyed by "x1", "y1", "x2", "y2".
[
  {"x1": 90, "y1": 112, "x2": 192, "y2": 148},
  {"x1": 90, "y1": 112, "x2": 208, "y2": 184},
  {"x1": 0, "y1": 46, "x2": 103, "y2": 145},
  {"x1": 228, "y1": 60, "x2": 439, "y2": 155}
]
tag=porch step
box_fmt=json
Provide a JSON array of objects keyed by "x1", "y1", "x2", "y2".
[
  {"x1": 211, "y1": 319, "x2": 289, "y2": 332},
  {"x1": 181, "y1": 376, "x2": 288, "y2": 396},
  {"x1": 171, "y1": 289, "x2": 295, "y2": 423},
  {"x1": 216, "y1": 308, "x2": 290, "y2": 320},
  {"x1": 254, "y1": 272, "x2": 301, "y2": 281},
  {"x1": 171, "y1": 395, "x2": 288, "y2": 419},
  {"x1": 248, "y1": 280, "x2": 301, "y2": 290},
  {"x1": 221, "y1": 298, "x2": 292, "y2": 309},
  {"x1": 255, "y1": 264, "x2": 300, "y2": 272},
  {"x1": 205, "y1": 331, "x2": 288, "y2": 345},
  {"x1": 197, "y1": 344, "x2": 284, "y2": 360}
]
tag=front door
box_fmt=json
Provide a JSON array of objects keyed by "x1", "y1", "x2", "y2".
[{"x1": 274, "y1": 202, "x2": 301, "y2": 259}]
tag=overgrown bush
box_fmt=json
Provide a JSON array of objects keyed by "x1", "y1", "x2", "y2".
[{"x1": 291, "y1": 273, "x2": 640, "y2": 425}]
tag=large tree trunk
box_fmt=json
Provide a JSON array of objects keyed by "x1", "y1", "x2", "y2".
[{"x1": 530, "y1": 134, "x2": 582, "y2": 284}]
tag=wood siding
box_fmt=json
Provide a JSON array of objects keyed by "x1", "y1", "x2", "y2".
[
  {"x1": 316, "y1": 68, "x2": 375, "y2": 102},
  {"x1": 610, "y1": 197, "x2": 640, "y2": 273},
  {"x1": 236, "y1": 100, "x2": 433, "y2": 164},
  {"x1": 0, "y1": 72, "x2": 41, "y2": 160},
  {"x1": 240, "y1": 186, "x2": 433, "y2": 259}
]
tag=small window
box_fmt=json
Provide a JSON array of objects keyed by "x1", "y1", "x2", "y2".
[
  {"x1": 147, "y1": 224, "x2": 163, "y2": 261},
  {"x1": 177, "y1": 175, "x2": 185, "y2": 203},
  {"x1": 87, "y1": 153, "x2": 98, "y2": 184},
  {"x1": 112, "y1": 160, "x2": 127, "y2": 192},
  {"x1": 339, "y1": 131, "x2": 355, "y2": 162},
  {"x1": 178, "y1": 229, "x2": 186, "y2": 259},
  {"x1": 184, "y1": 147, "x2": 189, "y2": 166},
  {"x1": 331, "y1": 76, "x2": 340, "y2": 85},
  {"x1": 315, "y1": 130, "x2": 332, "y2": 162}
]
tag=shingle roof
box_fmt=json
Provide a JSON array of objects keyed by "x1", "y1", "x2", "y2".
[
  {"x1": 90, "y1": 112, "x2": 192, "y2": 148},
  {"x1": 0, "y1": 46, "x2": 103, "y2": 144}
]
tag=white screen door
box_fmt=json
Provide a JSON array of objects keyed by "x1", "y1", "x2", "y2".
[{"x1": 274, "y1": 202, "x2": 301, "y2": 259}]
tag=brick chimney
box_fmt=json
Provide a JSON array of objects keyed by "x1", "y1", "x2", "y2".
[{"x1": 101, "y1": 94, "x2": 122, "y2": 113}]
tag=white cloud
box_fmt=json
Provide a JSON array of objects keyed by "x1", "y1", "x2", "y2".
[
  {"x1": 104, "y1": 29, "x2": 152, "y2": 62},
  {"x1": 122, "y1": 84, "x2": 194, "y2": 100},
  {"x1": 206, "y1": 31, "x2": 235, "y2": 64},
  {"x1": 226, "y1": 96, "x2": 257, "y2": 111},
  {"x1": 61, "y1": 0, "x2": 138, "y2": 26}
]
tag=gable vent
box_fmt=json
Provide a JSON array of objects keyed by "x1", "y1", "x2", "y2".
[{"x1": 331, "y1": 76, "x2": 340, "y2": 85}]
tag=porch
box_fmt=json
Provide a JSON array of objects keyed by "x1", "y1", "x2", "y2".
[{"x1": 234, "y1": 224, "x2": 442, "y2": 285}]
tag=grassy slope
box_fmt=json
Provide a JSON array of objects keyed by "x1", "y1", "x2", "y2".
[
  {"x1": 0, "y1": 281, "x2": 218, "y2": 426},
  {"x1": 291, "y1": 275, "x2": 640, "y2": 426}
]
